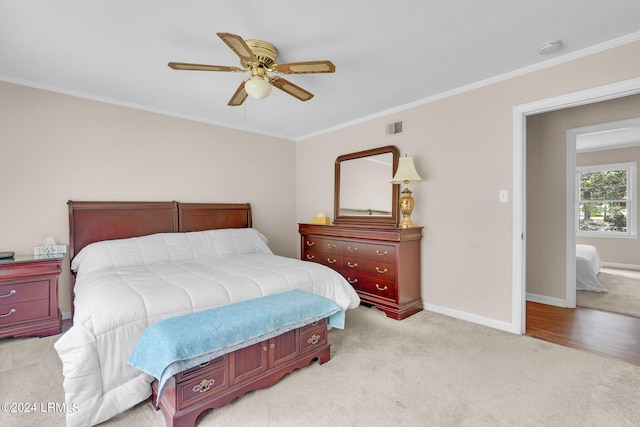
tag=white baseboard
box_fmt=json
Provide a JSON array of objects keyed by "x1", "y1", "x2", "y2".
[
  {"x1": 423, "y1": 303, "x2": 519, "y2": 334},
  {"x1": 61, "y1": 311, "x2": 72, "y2": 320},
  {"x1": 526, "y1": 293, "x2": 567, "y2": 308},
  {"x1": 602, "y1": 262, "x2": 640, "y2": 271}
]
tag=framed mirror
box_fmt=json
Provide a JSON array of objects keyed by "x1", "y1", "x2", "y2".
[{"x1": 334, "y1": 145, "x2": 399, "y2": 227}]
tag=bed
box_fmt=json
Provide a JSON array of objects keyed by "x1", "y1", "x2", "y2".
[
  {"x1": 576, "y1": 244, "x2": 607, "y2": 292},
  {"x1": 54, "y1": 201, "x2": 360, "y2": 427}
]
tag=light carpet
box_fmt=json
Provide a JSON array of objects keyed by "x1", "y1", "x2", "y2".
[
  {"x1": 1, "y1": 306, "x2": 640, "y2": 427},
  {"x1": 577, "y1": 267, "x2": 640, "y2": 318}
]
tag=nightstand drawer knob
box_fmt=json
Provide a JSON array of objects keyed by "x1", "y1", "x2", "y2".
[
  {"x1": 1, "y1": 308, "x2": 16, "y2": 318},
  {"x1": 0, "y1": 289, "x2": 16, "y2": 298}
]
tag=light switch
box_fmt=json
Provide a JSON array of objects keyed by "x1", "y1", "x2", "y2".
[{"x1": 499, "y1": 189, "x2": 509, "y2": 203}]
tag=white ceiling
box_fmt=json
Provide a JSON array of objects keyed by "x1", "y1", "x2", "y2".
[{"x1": 2, "y1": 1, "x2": 640, "y2": 141}]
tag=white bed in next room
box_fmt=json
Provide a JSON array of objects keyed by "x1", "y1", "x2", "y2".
[{"x1": 576, "y1": 244, "x2": 607, "y2": 293}]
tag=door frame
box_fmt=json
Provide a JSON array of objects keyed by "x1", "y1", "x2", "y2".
[{"x1": 512, "y1": 77, "x2": 640, "y2": 334}]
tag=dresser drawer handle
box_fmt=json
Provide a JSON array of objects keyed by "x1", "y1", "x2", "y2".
[
  {"x1": 375, "y1": 284, "x2": 388, "y2": 291},
  {"x1": 347, "y1": 278, "x2": 358, "y2": 284},
  {"x1": 327, "y1": 243, "x2": 337, "y2": 249},
  {"x1": 198, "y1": 361, "x2": 210, "y2": 368},
  {"x1": 375, "y1": 267, "x2": 388, "y2": 274},
  {"x1": 376, "y1": 250, "x2": 388, "y2": 256},
  {"x1": 347, "y1": 246, "x2": 358, "y2": 252},
  {"x1": 327, "y1": 258, "x2": 337, "y2": 264},
  {"x1": 307, "y1": 335, "x2": 321, "y2": 345},
  {"x1": 347, "y1": 262, "x2": 358, "y2": 268},
  {"x1": 305, "y1": 254, "x2": 315, "y2": 260},
  {"x1": 0, "y1": 308, "x2": 16, "y2": 318},
  {"x1": 305, "y1": 241, "x2": 315, "y2": 247},
  {"x1": 310, "y1": 320, "x2": 319, "y2": 326},
  {"x1": 0, "y1": 290, "x2": 16, "y2": 298},
  {"x1": 192, "y1": 379, "x2": 215, "y2": 393}
]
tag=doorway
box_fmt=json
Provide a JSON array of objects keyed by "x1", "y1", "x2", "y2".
[{"x1": 512, "y1": 77, "x2": 640, "y2": 334}]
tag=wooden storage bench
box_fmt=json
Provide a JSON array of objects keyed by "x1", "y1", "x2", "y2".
[{"x1": 151, "y1": 318, "x2": 330, "y2": 427}]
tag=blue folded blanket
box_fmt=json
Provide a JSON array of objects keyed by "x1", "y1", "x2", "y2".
[{"x1": 128, "y1": 289, "x2": 344, "y2": 402}]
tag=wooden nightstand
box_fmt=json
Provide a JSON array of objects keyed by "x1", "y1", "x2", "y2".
[{"x1": 0, "y1": 255, "x2": 62, "y2": 338}]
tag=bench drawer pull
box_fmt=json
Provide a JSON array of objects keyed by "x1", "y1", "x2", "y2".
[
  {"x1": 192, "y1": 379, "x2": 215, "y2": 393},
  {"x1": 307, "y1": 335, "x2": 321, "y2": 345}
]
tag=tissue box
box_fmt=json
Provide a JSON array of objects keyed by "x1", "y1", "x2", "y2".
[
  {"x1": 34, "y1": 245, "x2": 67, "y2": 257},
  {"x1": 312, "y1": 216, "x2": 330, "y2": 225}
]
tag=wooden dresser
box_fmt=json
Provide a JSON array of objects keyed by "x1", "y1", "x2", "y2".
[
  {"x1": 299, "y1": 223, "x2": 422, "y2": 320},
  {"x1": 0, "y1": 255, "x2": 62, "y2": 338}
]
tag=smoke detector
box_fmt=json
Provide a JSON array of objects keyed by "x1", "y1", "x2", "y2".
[{"x1": 538, "y1": 40, "x2": 562, "y2": 55}]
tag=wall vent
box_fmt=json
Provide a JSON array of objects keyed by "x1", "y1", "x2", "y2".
[{"x1": 386, "y1": 121, "x2": 403, "y2": 136}]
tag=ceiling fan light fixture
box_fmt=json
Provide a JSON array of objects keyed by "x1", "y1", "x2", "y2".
[{"x1": 244, "y1": 75, "x2": 272, "y2": 99}]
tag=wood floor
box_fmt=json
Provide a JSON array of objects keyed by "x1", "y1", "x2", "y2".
[{"x1": 526, "y1": 301, "x2": 640, "y2": 366}]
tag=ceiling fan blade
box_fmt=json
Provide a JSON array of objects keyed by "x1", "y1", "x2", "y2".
[
  {"x1": 228, "y1": 80, "x2": 248, "y2": 106},
  {"x1": 271, "y1": 77, "x2": 314, "y2": 102},
  {"x1": 217, "y1": 32, "x2": 258, "y2": 64},
  {"x1": 168, "y1": 62, "x2": 242, "y2": 72},
  {"x1": 273, "y1": 60, "x2": 335, "y2": 74}
]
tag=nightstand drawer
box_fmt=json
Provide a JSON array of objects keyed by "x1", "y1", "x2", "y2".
[
  {"x1": 0, "y1": 280, "x2": 49, "y2": 304},
  {"x1": 0, "y1": 299, "x2": 49, "y2": 326}
]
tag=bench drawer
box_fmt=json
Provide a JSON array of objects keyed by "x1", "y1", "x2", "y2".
[{"x1": 178, "y1": 366, "x2": 229, "y2": 409}]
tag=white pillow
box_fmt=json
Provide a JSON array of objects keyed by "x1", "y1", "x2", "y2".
[{"x1": 71, "y1": 228, "x2": 271, "y2": 274}]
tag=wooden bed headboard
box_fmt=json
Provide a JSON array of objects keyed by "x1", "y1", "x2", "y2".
[{"x1": 67, "y1": 201, "x2": 252, "y2": 309}]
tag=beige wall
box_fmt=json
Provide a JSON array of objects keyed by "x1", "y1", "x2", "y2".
[
  {"x1": 576, "y1": 145, "x2": 640, "y2": 266},
  {"x1": 526, "y1": 94, "x2": 640, "y2": 299},
  {"x1": 0, "y1": 82, "x2": 296, "y2": 314},
  {"x1": 297, "y1": 40, "x2": 640, "y2": 325}
]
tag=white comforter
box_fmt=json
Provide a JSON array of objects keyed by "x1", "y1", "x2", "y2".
[{"x1": 54, "y1": 228, "x2": 360, "y2": 427}]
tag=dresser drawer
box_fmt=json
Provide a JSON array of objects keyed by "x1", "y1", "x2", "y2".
[
  {"x1": 303, "y1": 249, "x2": 341, "y2": 270},
  {"x1": 176, "y1": 355, "x2": 227, "y2": 382},
  {"x1": 303, "y1": 236, "x2": 341, "y2": 255},
  {"x1": 178, "y1": 366, "x2": 229, "y2": 409},
  {"x1": 345, "y1": 275, "x2": 396, "y2": 300},
  {"x1": 341, "y1": 241, "x2": 395, "y2": 261},
  {"x1": 342, "y1": 256, "x2": 395, "y2": 281},
  {"x1": 0, "y1": 299, "x2": 49, "y2": 326},
  {"x1": 0, "y1": 280, "x2": 49, "y2": 304}
]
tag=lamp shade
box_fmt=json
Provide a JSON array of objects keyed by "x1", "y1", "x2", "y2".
[
  {"x1": 244, "y1": 76, "x2": 272, "y2": 99},
  {"x1": 391, "y1": 156, "x2": 423, "y2": 183}
]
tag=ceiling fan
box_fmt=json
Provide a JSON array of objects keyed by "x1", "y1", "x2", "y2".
[{"x1": 168, "y1": 32, "x2": 335, "y2": 106}]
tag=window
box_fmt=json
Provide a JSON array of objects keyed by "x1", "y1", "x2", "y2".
[{"x1": 577, "y1": 161, "x2": 636, "y2": 238}]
